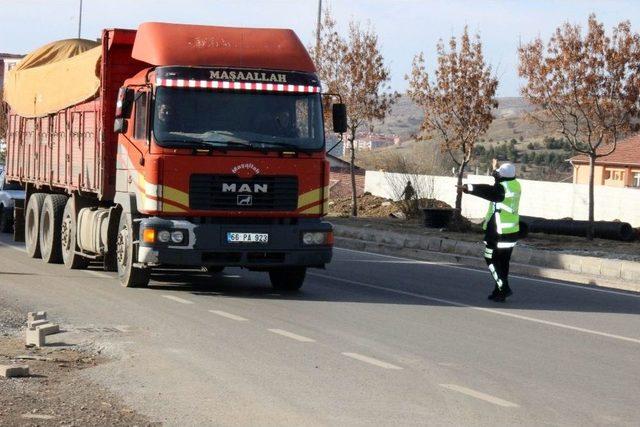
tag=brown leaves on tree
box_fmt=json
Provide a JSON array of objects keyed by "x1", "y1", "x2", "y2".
[
  {"x1": 311, "y1": 9, "x2": 399, "y2": 216},
  {"x1": 519, "y1": 14, "x2": 640, "y2": 236},
  {"x1": 406, "y1": 27, "x2": 498, "y2": 212}
]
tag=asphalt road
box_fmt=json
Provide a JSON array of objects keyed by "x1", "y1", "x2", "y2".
[{"x1": 1, "y1": 233, "x2": 639, "y2": 426}]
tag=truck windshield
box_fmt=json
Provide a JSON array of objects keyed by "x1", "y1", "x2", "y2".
[{"x1": 153, "y1": 87, "x2": 325, "y2": 151}]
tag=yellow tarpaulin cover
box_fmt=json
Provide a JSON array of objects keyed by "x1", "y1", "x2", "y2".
[{"x1": 4, "y1": 39, "x2": 102, "y2": 117}]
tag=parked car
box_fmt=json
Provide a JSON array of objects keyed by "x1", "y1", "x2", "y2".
[{"x1": 0, "y1": 169, "x2": 25, "y2": 233}]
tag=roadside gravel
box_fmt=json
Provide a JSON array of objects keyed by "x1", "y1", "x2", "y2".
[{"x1": 0, "y1": 295, "x2": 159, "y2": 426}]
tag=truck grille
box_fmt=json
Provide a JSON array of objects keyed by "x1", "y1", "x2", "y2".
[{"x1": 189, "y1": 175, "x2": 299, "y2": 211}]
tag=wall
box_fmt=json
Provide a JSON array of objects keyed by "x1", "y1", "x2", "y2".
[{"x1": 364, "y1": 170, "x2": 640, "y2": 226}]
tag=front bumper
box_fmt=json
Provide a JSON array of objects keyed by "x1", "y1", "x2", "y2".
[{"x1": 137, "y1": 217, "x2": 332, "y2": 269}]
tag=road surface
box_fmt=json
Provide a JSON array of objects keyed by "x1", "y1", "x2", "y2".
[{"x1": 1, "y1": 233, "x2": 638, "y2": 426}]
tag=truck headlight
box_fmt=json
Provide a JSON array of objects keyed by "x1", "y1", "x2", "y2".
[
  {"x1": 302, "y1": 231, "x2": 333, "y2": 245},
  {"x1": 158, "y1": 230, "x2": 171, "y2": 243},
  {"x1": 171, "y1": 230, "x2": 185, "y2": 243}
]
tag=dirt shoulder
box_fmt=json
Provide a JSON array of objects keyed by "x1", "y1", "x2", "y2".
[
  {"x1": 328, "y1": 216, "x2": 640, "y2": 262},
  {"x1": 0, "y1": 296, "x2": 158, "y2": 427}
]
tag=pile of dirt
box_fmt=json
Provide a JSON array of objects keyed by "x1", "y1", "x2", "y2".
[{"x1": 328, "y1": 194, "x2": 451, "y2": 218}]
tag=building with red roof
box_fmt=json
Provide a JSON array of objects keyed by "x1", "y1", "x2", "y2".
[{"x1": 569, "y1": 133, "x2": 640, "y2": 188}]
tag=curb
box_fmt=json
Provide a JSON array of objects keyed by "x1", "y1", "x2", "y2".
[{"x1": 332, "y1": 224, "x2": 640, "y2": 293}]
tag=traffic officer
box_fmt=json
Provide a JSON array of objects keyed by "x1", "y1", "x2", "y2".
[{"x1": 457, "y1": 161, "x2": 521, "y2": 302}]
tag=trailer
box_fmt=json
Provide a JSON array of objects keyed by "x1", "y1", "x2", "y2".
[{"x1": 4, "y1": 22, "x2": 346, "y2": 289}]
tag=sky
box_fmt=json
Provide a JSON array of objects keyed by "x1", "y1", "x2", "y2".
[{"x1": 1, "y1": 0, "x2": 639, "y2": 97}]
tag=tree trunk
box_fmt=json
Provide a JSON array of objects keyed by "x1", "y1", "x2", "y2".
[
  {"x1": 455, "y1": 162, "x2": 467, "y2": 214},
  {"x1": 587, "y1": 153, "x2": 596, "y2": 240},
  {"x1": 349, "y1": 131, "x2": 358, "y2": 217}
]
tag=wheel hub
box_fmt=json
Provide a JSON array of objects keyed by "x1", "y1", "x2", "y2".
[{"x1": 116, "y1": 228, "x2": 129, "y2": 267}]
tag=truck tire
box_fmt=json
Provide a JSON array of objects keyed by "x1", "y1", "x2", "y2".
[
  {"x1": 0, "y1": 205, "x2": 13, "y2": 233},
  {"x1": 39, "y1": 195, "x2": 67, "y2": 264},
  {"x1": 116, "y1": 212, "x2": 150, "y2": 288},
  {"x1": 269, "y1": 267, "x2": 306, "y2": 292},
  {"x1": 61, "y1": 198, "x2": 89, "y2": 269},
  {"x1": 25, "y1": 193, "x2": 46, "y2": 258}
]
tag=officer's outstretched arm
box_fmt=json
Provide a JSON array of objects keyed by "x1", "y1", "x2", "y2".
[{"x1": 464, "y1": 183, "x2": 505, "y2": 202}]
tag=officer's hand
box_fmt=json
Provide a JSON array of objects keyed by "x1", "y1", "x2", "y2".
[{"x1": 492, "y1": 158, "x2": 498, "y2": 169}]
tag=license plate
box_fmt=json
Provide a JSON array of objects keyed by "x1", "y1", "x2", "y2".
[{"x1": 226, "y1": 232, "x2": 269, "y2": 243}]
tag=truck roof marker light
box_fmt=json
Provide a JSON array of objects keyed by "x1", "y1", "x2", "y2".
[{"x1": 155, "y1": 78, "x2": 320, "y2": 94}]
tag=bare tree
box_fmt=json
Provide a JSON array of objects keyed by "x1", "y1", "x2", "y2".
[
  {"x1": 519, "y1": 14, "x2": 640, "y2": 239},
  {"x1": 406, "y1": 27, "x2": 498, "y2": 214},
  {"x1": 311, "y1": 9, "x2": 399, "y2": 216},
  {"x1": 0, "y1": 88, "x2": 8, "y2": 164}
]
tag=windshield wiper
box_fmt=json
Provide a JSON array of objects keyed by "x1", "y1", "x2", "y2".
[{"x1": 250, "y1": 141, "x2": 314, "y2": 155}]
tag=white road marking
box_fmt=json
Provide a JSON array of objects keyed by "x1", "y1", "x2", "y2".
[
  {"x1": 311, "y1": 272, "x2": 640, "y2": 345},
  {"x1": 209, "y1": 310, "x2": 248, "y2": 321},
  {"x1": 341, "y1": 352, "x2": 403, "y2": 370},
  {"x1": 439, "y1": 384, "x2": 519, "y2": 408},
  {"x1": 335, "y1": 247, "x2": 640, "y2": 299},
  {"x1": 161, "y1": 295, "x2": 194, "y2": 304},
  {"x1": 84, "y1": 269, "x2": 112, "y2": 279},
  {"x1": 0, "y1": 241, "x2": 26, "y2": 253},
  {"x1": 267, "y1": 329, "x2": 315, "y2": 342},
  {"x1": 223, "y1": 274, "x2": 241, "y2": 278}
]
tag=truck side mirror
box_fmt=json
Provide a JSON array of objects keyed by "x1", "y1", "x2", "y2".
[
  {"x1": 114, "y1": 118, "x2": 128, "y2": 134},
  {"x1": 115, "y1": 87, "x2": 134, "y2": 119},
  {"x1": 332, "y1": 103, "x2": 347, "y2": 134},
  {"x1": 114, "y1": 87, "x2": 134, "y2": 134}
]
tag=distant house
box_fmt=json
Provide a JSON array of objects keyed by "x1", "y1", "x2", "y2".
[
  {"x1": 569, "y1": 133, "x2": 640, "y2": 188},
  {"x1": 0, "y1": 53, "x2": 24, "y2": 88},
  {"x1": 327, "y1": 153, "x2": 362, "y2": 173},
  {"x1": 343, "y1": 132, "x2": 400, "y2": 156}
]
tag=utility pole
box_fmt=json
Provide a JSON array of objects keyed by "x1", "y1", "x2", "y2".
[
  {"x1": 315, "y1": 0, "x2": 322, "y2": 59},
  {"x1": 77, "y1": 0, "x2": 83, "y2": 39}
]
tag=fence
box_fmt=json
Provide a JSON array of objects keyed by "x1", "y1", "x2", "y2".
[{"x1": 364, "y1": 170, "x2": 640, "y2": 227}]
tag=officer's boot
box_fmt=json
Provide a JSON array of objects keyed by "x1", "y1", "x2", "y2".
[{"x1": 487, "y1": 284, "x2": 500, "y2": 300}]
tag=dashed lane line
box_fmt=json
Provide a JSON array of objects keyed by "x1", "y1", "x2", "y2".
[
  {"x1": 341, "y1": 352, "x2": 403, "y2": 370},
  {"x1": 209, "y1": 310, "x2": 248, "y2": 321},
  {"x1": 439, "y1": 384, "x2": 520, "y2": 408},
  {"x1": 310, "y1": 272, "x2": 640, "y2": 345},
  {"x1": 267, "y1": 329, "x2": 316, "y2": 342},
  {"x1": 161, "y1": 295, "x2": 195, "y2": 304},
  {"x1": 334, "y1": 247, "x2": 640, "y2": 299}
]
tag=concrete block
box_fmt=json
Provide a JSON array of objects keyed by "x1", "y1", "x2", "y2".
[
  {"x1": 37, "y1": 323, "x2": 60, "y2": 336},
  {"x1": 529, "y1": 250, "x2": 548, "y2": 267},
  {"x1": 404, "y1": 237, "x2": 421, "y2": 249},
  {"x1": 440, "y1": 239, "x2": 457, "y2": 253},
  {"x1": 455, "y1": 241, "x2": 481, "y2": 257},
  {"x1": 554, "y1": 253, "x2": 583, "y2": 273},
  {"x1": 28, "y1": 319, "x2": 49, "y2": 329},
  {"x1": 25, "y1": 323, "x2": 60, "y2": 347},
  {"x1": 600, "y1": 259, "x2": 622, "y2": 279},
  {"x1": 27, "y1": 311, "x2": 47, "y2": 323},
  {"x1": 0, "y1": 364, "x2": 29, "y2": 378},
  {"x1": 25, "y1": 328, "x2": 44, "y2": 347},
  {"x1": 511, "y1": 247, "x2": 533, "y2": 264},
  {"x1": 620, "y1": 261, "x2": 640, "y2": 282},
  {"x1": 580, "y1": 258, "x2": 603, "y2": 276},
  {"x1": 427, "y1": 238, "x2": 442, "y2": 252}
]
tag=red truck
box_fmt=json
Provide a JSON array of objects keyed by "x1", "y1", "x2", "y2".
[{"x1": 4, "y1": 22, "x2": 346, "y2": 289}]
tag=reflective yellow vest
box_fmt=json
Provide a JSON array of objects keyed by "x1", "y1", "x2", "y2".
[{"x1": 483, "y1": 179, "x2": 521, "y2": 235}]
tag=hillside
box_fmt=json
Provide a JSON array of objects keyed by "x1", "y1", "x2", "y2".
[{"x1": 371, "y1": 95, "x2": 549, "y2": 142}]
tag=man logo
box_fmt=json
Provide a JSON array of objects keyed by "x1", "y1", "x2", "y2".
[{"x1": 237, "y1": 195, "x2": 253, "y2": 206}]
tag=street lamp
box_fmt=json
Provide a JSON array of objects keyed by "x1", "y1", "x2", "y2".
[{"x1": 77, "y1": 0, "x2": 83, "y2": 39}]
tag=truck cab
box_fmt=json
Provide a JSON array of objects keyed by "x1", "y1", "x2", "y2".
[{"x1": 110, "y1": 23, "x2": 346, "y2": 288}]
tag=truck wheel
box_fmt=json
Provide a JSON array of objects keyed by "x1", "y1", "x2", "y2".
[
  {"x1": 116, "y1": 212, "x2": 150, "y2": 288},
  {"x1": 25, "y1": 193, "x2": 46, "y2": 258},
  {"x1": 0, "y1": 205, "x2": 13, "y2": 233},
  {"x1": 269, "y1": 267, "x2": 306, "y2": 292},
  {"x1": 61, "y1": 198, "x2": 89, "y2": 269},
  {"x1": 39, "y1": 195, "x2": 67, "y2": 264}
]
